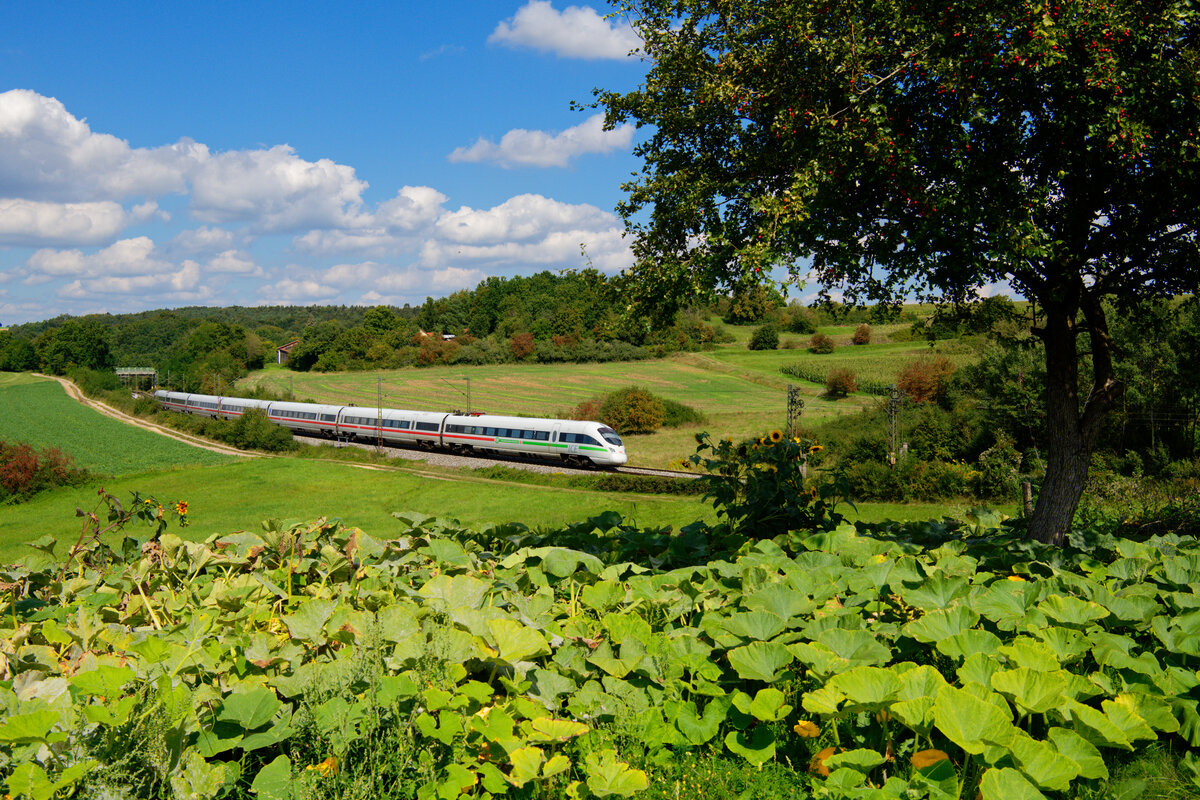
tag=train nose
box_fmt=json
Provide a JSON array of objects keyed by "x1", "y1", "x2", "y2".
[{"x1": 613, "y1": 448, "x2": 628, "y2": 465}]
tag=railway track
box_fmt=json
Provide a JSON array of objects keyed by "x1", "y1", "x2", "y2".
[{"x1": 614, "y1": 465, "x2": 701, "y2": 480}]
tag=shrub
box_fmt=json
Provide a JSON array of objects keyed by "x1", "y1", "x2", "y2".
[
  {"x1": 781, "y1": 304, "x2": 818, "y2": 334},
  {"x1": 897, "y1": 355, "x2": 957, "y2": 404},
  {"x1": 225, "y1": 408, "x2": 298, "y2": 452},
  {"x1": 853, "y1": 323, "x2": 872, "y2": 345},
  {"x1": 824, "y1": 368, "x2": 858, "y2": 397},
  {"x1": 809, "y1": 332, "x2": 835, "y2": 354},
  {"x1": 748, "y1": 323, "x2": 780, "y2": 351},
  {"x1": 509, "y1": 332, "x2": 535, "y2": 360},
  {"x1": 600, "y1": 386, "x2": 666, "y2": 434},
  {"x1": 0, "y1": 441, "x2": 90, "y2": 503},
  {"x1": 660, "y1": 398, "x2": 707, "y2": 427},
  {"x1": 975, "y1": 432, "x2": 1023, "y2": 499}
]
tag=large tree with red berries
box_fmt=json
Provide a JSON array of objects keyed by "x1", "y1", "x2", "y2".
[{"x1": 599, "y1": 0, "x2": 1200, "y2": 545}]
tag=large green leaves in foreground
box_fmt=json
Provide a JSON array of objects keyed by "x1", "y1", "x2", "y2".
[{"x1": 1, "y1": 509, "x2": 1199, "y2": 798}]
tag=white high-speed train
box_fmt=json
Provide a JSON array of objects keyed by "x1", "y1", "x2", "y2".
[{"x1": 153, "y1": 390, "x2": 627, "y2": 467}]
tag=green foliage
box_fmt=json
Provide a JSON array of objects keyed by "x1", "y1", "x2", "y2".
[
  {"x1": 213, "y1": 409, "x2": 298, "y2": 453},
  {"x1": 5, "y1": 489, "x2": 1200, "y2": 798},
  {"x1": 690, "y1": 431, "x2": 843, "y2": 539},
  {"x1": 600, "y1": 387, "x2": 666, "y2": 434},
  {"x1": 33, "y1": 318, "x2": 112, "y2": 375},
  {"x1": 724, "y1": 283, "x2": 779, "y2": 324},
  {"x1": 780, "y1": 304, "x2": 817, "y2": 334},
  {"x1": 824, "y1": 368, "x2": 857, "y2": 398},
  {"x1": 659, "y1": 397, "x2": 707, "y2": 428},
  {"x1": 67, "y1": 367, "x2": 121, "y2": 394},
  {"x1": 808, "y1": 333, "x2": 834, "y2": 354},
  {"x1": 748, "y1": 323, "x2": 780, "y2": 351},
  {"x1": 598, "y1": 0, "x2": 1200, "y2": 544}
]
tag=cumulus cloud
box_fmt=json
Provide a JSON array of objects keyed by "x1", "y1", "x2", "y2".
[
  {"x1": 189, "y1": 145, "x2": 370, "y2": 233},
  {"x1": 170, "y1": 226, "x2": 238, "y2": 253},
  {"x1": 26, "y1": 237, "x2": 170, "y2": 279},
  {"x1": 0, "y1": 199, "x2": 135, "y2": 246},
  {"x1": 0, "y1": 89, "x2": 200, "y2": 202},
  {"x1": 0, "y1": 91, "x2": 373, "y2": 240},
  {"x1": 317, "y1": 261, "x2": 486, "y2": 300},
  {"x1": 489, "y1": 1, "x2": 639, "y2": 59},
  {"x1": 292, "y1": 186, "x2": 450, "y2": 257},
  {"x1": 434, "y1": 194, "x2": 616, "y2": 245},
  {"x1": 58, "y1": 260, "x2": 205, "y2": 297},
  {"x1": 206, "y1": 250, "x2": 265, "y2": 276},
  {"x1": 449, "y1": 113, "x2": 634, "y2": 168},
  {"x1": 259, "y1": 277, "x2": 341, "y2": 303}
]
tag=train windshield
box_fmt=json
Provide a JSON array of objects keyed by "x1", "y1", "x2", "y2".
[{"x1": 598, "y1": 426, "x2": 623, "y2": 447}]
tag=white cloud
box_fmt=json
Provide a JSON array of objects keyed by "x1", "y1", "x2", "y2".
[
  {"x1": 171, "y1": 226, "x2": 238, "y2": 252},
  {"x1": 260, "y1": 277, "x2": 340, "y2": 302},
  {"x1": 430, "y1": 266, "x2": 487, "y2": 291},
  {"x1": 434, "y1": 194, "x2": 616, "y2": 245},
  {"x1": 449, "y1": 113, "x2": 634, "y2": 168},
  {"x1": 0, "y1": 89, "x2": 200, "y2": 202},
  {"x1": 489, "y1": 1, "x2": 639, "y2": 59},
  {"x1": 207, "y1": 250, "x2": 264, "y2": 276},
  {"x1": 376, "y1": 186, "x2": 448, "y2": 230},
  {"x1": 26, "y1": 237, "x2": 169, "y2": 279},
  {"x1": 420, "y1": 44, "x2": 465, "y2": 61},
  {"x1": 189, "y1": 145, "x2": 370, "y2": 233},
  {"x1": 0, "y1": 198, "x2": 135, "y2": 246},
  {"x1": 0, "y1": 91, "x2": 373, "y2": 236}
]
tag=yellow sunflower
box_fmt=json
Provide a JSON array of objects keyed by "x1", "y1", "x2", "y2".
[{"x1": 769, "y1": 429, "x2": 783, "y2": 443}]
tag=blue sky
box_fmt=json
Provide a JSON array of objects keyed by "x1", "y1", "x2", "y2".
[{"x1": 0, "y1": 1, "x2": 649, "y2": 325}]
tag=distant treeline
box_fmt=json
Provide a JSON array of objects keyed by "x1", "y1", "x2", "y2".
[{"x1": 1, "y1": 270, "x2": 783, "y2": 391}]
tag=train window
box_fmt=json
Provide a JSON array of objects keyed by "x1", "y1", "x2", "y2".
[
  {"x1": 447, "y1": 424, "x2": 461, "y2": 434},
  {"x1": 598, "y1": 427, "x2": 623, "y2": 446},
  {"x1": 415, "y1": 422, "x2": 439, "y2": 432},
  {"x1": 534, "y1": 431, "x2": 548, "y2": 441},
  {"x1": 400, "y1": 421, "x2": 411, "y2": 429},
  {"x1": 321, "y1": 414, "x2": 336, "y2": 422}
]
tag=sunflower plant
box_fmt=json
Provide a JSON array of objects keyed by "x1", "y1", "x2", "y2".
[{"x1": 690, "y1": 431, "x2": 846, "y2": 540}]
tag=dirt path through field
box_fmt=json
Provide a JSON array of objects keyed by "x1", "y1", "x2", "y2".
[{"x1": 36, "y1": 375, "x2": 253, "y2": 458}]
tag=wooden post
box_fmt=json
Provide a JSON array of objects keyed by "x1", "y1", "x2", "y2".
[{"x1": 1022, "y1": 481, "x2": 1034, "y2": 519}]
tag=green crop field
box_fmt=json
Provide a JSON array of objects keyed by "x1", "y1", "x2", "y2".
[{"x1": 0, "y1": 375, "x2": 233, "y2": 475}]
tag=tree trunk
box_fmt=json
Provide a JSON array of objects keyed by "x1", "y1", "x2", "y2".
[{"x1": 1029, "y1": 295, "x2": 1123, "y2": 546}]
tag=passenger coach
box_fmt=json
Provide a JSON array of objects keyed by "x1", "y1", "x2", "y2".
[{"x1": 153, "y1": 391, "x2": 627, "y2": 467}]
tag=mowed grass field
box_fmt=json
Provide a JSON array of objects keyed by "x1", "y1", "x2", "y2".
[{"x1": 0, "y1": 375, "x2": 234, "y2": 474}]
